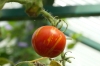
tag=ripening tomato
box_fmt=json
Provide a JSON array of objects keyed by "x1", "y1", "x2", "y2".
[{"x1": 31, "y1": 26, "x2": 66, "y2": 58}]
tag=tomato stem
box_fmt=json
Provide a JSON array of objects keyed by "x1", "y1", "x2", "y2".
[
  {"x1": 41, "y1": 9, "x2": 56, "y2": 26},
  {"x1": 62, "y1": 20, "x2": 68, "y2": 32},
  {"x1": 40, "y1": 9, "x2": 68, "y2": 33},
  {"x1": 61, "y1": 52, "x2": 66, "y2": 66},
  {"x1": 29, "y1": 57, "x2": 48, "y2": 63}
]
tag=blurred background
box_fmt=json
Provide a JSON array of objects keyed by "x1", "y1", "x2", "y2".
[{"x1": 0, "y1": 0, "x2": 100, "y2": 66}]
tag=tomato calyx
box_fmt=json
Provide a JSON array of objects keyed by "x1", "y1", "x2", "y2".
[
  {"x1": 41, "y1": 10, "x2": 68, "y2": 33},
  {"x1": 54, "y1": 19, "x2": 68, "y2": 33},
  {"x1": 60, "y1": 51, "x2": 75, "y2": 64}
]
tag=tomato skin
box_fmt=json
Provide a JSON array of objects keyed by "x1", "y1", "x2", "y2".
[{"x1": 31, "y1": 26, "x2": 66, "y2": 58}]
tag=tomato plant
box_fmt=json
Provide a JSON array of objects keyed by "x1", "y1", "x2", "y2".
[{"x1": 31, "y1": 26, "x2": 66, "y2": 58}]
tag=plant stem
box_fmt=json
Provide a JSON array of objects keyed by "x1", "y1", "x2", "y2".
[
  {"x1": 61, "y1": 52, "x2": 65, "y2": 66},
  {"x1": 41, "y1": 9, "x2": 57, "y2": 26}
]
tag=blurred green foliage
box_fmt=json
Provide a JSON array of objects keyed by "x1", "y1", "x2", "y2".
[
  {"x1": 15, "y1": 61, "x2": 34, "y2": 66},
  {"x1": 0, "y1": 57, "x2": 10, "y2": 65},
  {"x1": 0, "y1": 19, "x2": 47, "y2": 65},
  {"x1": 67, "y1": 33, "x2": 82, "y2": 49}
]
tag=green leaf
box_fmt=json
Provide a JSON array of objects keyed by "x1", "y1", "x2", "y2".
[
  {"x1": 1, "y1": 26, "x2": 7, "y2": 38},
  {"x1": 0, "y1": 57, "x2": 10, "y2": 65},
  {"x1": 67, "y1": 43, "x2": 76, "y2": 49},
  {"x1": 8, "y1": 21, "x2": 25, "y2": 27},
  {"x1": 15, "y1": 61, "x2": 34, "y2": 66},
  {"x1": 8, "y1": 21, "x2": 16, "y2": 27},
  {"x1": 71, "y1": 33, "x2": 82, "y2": 40}
]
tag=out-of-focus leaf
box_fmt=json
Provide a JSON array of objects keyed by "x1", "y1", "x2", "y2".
[
  {"x1": 0, "y1": 38, "x2": 2, "y2": 41},
  {"x1": 1, "y1": 26, "x2": 7, "y2": 38},
  {"x1": 67, "y1": 44, "x2": 75, "y2": 49},
  {"x1": 43, "y1": 0, "x2": 54, "y2": 6},
  {"x1": 0, "y1": 57, "x2": 10, "y2": 65},
  {"x1": 67, "y1": 41, "x2": 77, "y2": 49},
  {"x1": 49, "y1": 60, "x2": 61, "y2": 66},
  {"x1": 0, "y1": 27, "x2": 3, "y2": 40},
  {"x1": 0, "y1": 52, "x2": 10, "y2": 58},
  {"x1": 0, "y1": 0, "x2": 7, "y2": 10},
  {"x1": 8, "y1": 21, "x2": 16, "y2": 26},
  {"x1": 15, "y1": 61, "x2": 34, "y2": 66},
  {"x1": 8, "y1": 21, "x2": 25, "y2": 28},
  {"x1": 71, "y1": 33, "x2": 82, "y2": 40},
  {"x1": 0, "y1": 4, "x2": 4, "y2": 10},
  {"x1": 0, "y1": 27, "x2": 1, "y2": 37}
]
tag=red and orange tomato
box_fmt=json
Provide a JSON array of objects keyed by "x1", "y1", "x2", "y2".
[{"x1": 31, "y1": 26, "x2": 66, "y2": 58}]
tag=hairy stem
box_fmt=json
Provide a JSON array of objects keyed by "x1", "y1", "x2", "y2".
[{"x1": 41, "y1": 9, "x2": 57, "y2": 26}]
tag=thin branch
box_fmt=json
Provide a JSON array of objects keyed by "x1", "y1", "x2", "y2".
[{"x1": 41, "y1": 9, "x2": 57, "y2": 26}]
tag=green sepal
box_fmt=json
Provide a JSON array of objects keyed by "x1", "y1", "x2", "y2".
[{"x1": 25, "y1": 0, "x2": 43, "y2": 17}]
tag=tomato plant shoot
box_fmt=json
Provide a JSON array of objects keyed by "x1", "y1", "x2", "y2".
[{"x1": 31, "y1": 26, "x2": 66, "y2": 58}]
